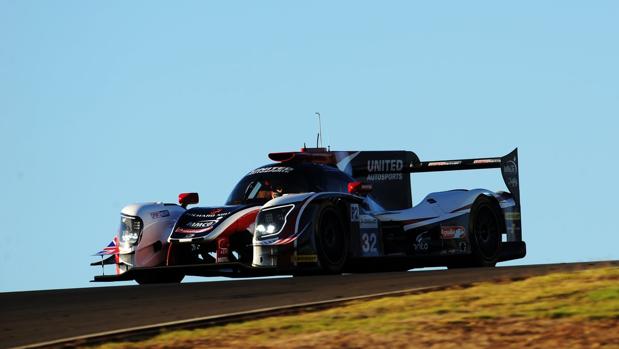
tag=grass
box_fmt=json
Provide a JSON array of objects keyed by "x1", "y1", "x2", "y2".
[{"x1": 94, "y1": 266, "x2": 619, "y2": 349}]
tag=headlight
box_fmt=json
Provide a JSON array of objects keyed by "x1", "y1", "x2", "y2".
[
  {"x1": 255, "y1": 204, "x2": 294, "y2": 238},
  {"x1": 120, "y1": 215, "x2": 143, "y2": 245}
]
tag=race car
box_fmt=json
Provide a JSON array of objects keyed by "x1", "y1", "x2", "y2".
[{"x1": 92, "y1": 147, "x2": 524, "y2": 283}]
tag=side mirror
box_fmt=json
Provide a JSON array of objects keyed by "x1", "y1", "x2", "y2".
[
  {"x1": 178, "y1": 192, "x2": 199, "y2": 208},
  {"x1": 348, "y1": 181, "x2": 373, "y2": 196}
]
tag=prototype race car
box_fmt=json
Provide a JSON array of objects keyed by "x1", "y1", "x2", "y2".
[{"x1": 92, "y1": 147, "x2": 524, "y2": 283}]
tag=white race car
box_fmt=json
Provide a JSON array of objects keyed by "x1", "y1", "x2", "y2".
[{"x1": 92, "y1": 147, "x2": 525, "y2": 283}]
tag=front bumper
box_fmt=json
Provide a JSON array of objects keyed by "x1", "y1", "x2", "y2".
[
  {"x1": 252, "y1": 242, "x2": 320, "y2": 271},
  {"x1": 92, "y1": 262, "x2": 274, "y2": 282},
  {"x1": 252, "y1": 244, "x2": 295, "y2": 269}
]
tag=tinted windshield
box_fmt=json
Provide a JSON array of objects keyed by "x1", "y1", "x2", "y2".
[{"x1": 226, "y1": 166, "x2": 313, "y2": 205}]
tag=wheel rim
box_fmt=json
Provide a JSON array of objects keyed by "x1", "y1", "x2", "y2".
[
  {"x1": 475, "y1": 205, "x2": 500, "y2": 259},
  {"x1": 319, "y1": 210, "x2": 345, "y2": 266}
]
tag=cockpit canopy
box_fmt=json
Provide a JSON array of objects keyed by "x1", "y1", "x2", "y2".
[{"x1": 225, "y1": 163, "x2": 354, "y2": 205}]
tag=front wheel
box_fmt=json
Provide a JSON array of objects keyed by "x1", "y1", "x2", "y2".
[{"x1": 314, "y1": 203, "x2": 349, "y2": 274}]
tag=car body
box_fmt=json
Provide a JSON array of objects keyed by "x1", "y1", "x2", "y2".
[{"x1": 92, "y1": 147, "x2": 525, "y2": 283}]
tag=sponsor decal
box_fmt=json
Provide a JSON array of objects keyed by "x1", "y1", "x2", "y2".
[
  {"x1": 505, "y1": 212, "x2": 521, "y2": 220},
  {"x1": 209, "y1": 208, "x2": 224, "y2": 215},
  {"x1": 186, "y1": 220, "x2": 218, "y2": 229},
  {"x1": 150, "y1": 210, "x2": 170, "y2": 219},
  {"x1": 294, "y1": 254, "x2": 318, "y2": 263},
  {"x1": 441, "y1": 226, "x2": 466, "y2": 239},
  {"x1": 507, "y1": 177, "x2": 519, "y2": 188},
  {"x1": 428, "y1": 161, "x2": 462, "y2": 167},
  {"x1": 175, "y1": 227, "x2": 212, "y2": 234},
  {"x1": 175, "y1": 218, "x2": 222, "y2": 234},
  {"x1": 216, "y1": 238, "x2": 229, "y2": 263},
  {"x1": 367, "y1": 159, "x2": 404, "y2": 172},
  {"x1": 365, "y1": 159, "x2": 404, "y2": 181},
  {"x1": 187, "y1": 211, "x2": 230, "y2": 218},
  {"x1": 502, "y1": 159, "x2": 518, "y2": 174},
  {"x1": 503, "y1": 158, "x2": 519, "y2": 190},
  {"x1": 248, "y1": 167, "x2": 294, "y2": 175},
  {"x1": 350, "y1": 204, "x2": 360, "y2": 222},
  {"x1": 366, "y1": 173, "x2": 403, "y2": 181},
  {"x1": 473, "y1": 159, "x2": 501, "y2": 165},
  {"x1": 359, "y1": 215, "x2": 378, "y2": 229},
  {"x1": 413, "y1": 231, "x2": 430, "y2": 251}
]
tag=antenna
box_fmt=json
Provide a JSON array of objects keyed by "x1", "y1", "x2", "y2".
[{"x1": 315, "y1": 112, "x2": 322, "y2": 148}]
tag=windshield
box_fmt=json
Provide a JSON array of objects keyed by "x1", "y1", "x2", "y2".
[{"x1": 226, "y1": 166, "x2": 313, "y2": 205}]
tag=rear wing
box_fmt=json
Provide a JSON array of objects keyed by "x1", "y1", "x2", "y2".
[{"x1": 411, "y1": 148, "x2": 520, "y2": 207}]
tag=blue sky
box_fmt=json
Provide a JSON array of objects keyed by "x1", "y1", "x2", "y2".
[{"x1": 1, "y1": 1, "x2": 617, "y2": 292}]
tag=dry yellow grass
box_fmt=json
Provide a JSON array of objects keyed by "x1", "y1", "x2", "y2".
[{"x1": 94, "y1": 266, "x2": 619, "y2": 349}]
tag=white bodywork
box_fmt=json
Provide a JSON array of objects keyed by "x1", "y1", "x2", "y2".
[
  {"x1": 119, "y1": 203, "x2": 185, "y2": 268},
  {"x1": 375, "y1": 189, "x2": 500, "y2": 229}
]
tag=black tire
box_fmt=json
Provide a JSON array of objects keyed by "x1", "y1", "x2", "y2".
[
  {"x1": 314, "y1": 202, "x2": 349, "y2": 274},
  {"x1": 135, "y1": 272, "x2": 184, "y2": 285},
  {"x1": 468, "y1": 196, "x2": 504, "y2": 267}
]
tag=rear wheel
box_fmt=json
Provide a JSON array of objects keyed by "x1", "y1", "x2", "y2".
[
  {"x1": 469, "y1": 196, "x2": 503, "y2": 267},
  {"x1": 448, "y1": 196, "x2": 503, "y2": 269},
  {"x1": 314, "y1": 203, "x2": 348, "y2": 274}
]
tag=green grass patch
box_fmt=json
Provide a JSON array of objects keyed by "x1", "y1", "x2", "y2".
[{"x1": 95, "y1": 266, "x2": 619, "y2": 349}]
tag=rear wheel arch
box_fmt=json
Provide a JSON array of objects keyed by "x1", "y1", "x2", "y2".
[
  {"x1": 476, "y1": 194, "x2": 506, "y2": 234},
  {"x1": 468, "y1": 194, "x2": 505, "y2": 267}
]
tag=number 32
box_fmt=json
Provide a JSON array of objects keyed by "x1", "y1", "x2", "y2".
[{"x1": 361, "y1": 232, "x2": 377, "y2": 253}]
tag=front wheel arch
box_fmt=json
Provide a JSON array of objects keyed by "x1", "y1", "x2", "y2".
[{"x1": 312, "y1": 201, "x2": 349, "y2": 274}]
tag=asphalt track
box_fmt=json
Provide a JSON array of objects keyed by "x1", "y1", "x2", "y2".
[{"x1": 1, "y1": 261, "x2": 617, "y2": 348}]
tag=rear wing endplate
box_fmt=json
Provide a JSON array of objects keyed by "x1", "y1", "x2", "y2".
[{"x1": 412, "y1": 148, "x2": 520, "y2": 207}]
